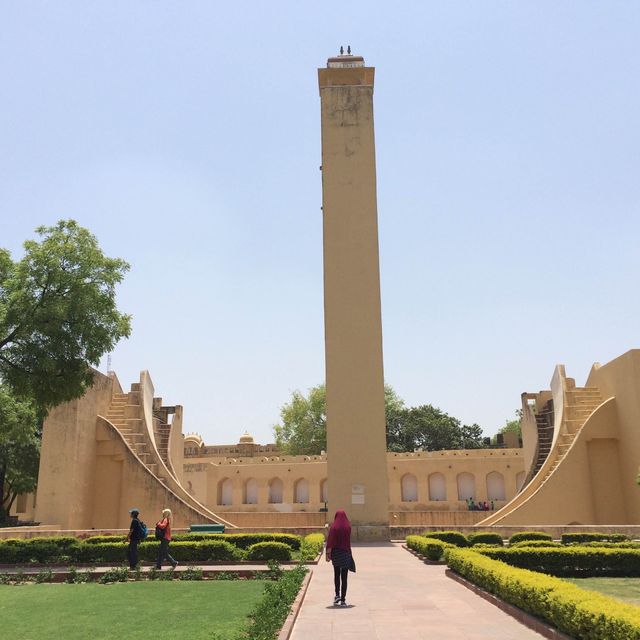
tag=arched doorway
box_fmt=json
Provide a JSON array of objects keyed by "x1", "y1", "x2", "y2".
[
  {"x1": 457, "y1": 472, "x2": 475, "y2": 501},
  {"x1": 294, "y1": 478, "x2": 309, "y2": 503},
  {"x1": 428, "y1": 472, "x2": 446, "y2": 501},
  {"x1": 401, "y1": 473, "x2": 418, "y2": 502},
  {"x1": 218, "y1": 478, "x2": 233, "y2": 505},
  {"x1": 486, "y1": 471, "x2": 506, "y2": 501},
  {"x1": 268, "y1": 477, "x2": 283, "y2": 504},
  {"x1": 244, "y1": 478, "x2": 258, "y2": 504}
]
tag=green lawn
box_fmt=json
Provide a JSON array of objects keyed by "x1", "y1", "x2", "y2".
[
  {"x1": 565, "y1": 577, "x2": 640, "y2": 606},
  {"x1": 0, "y1": 581, "x2": 266, "y2": 639}
]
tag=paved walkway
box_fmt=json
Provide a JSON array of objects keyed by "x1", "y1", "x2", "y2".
[{"x1": 290, "y1": 543, "x2": 545, "y2": 640}]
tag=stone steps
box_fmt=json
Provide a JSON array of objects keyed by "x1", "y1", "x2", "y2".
[{"x1": 538, "y1": 387, "x2": 602, "y2": 481}]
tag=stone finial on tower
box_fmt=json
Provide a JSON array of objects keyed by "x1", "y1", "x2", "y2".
[{"x1": 327, "y1": 46, "x2": 365, "y2": 69}]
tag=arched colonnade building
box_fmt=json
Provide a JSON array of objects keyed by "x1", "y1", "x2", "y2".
[{"x1": 182, "y1": 432, "x2": 524, "y2": 521}]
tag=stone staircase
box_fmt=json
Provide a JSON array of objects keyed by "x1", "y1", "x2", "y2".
[
  {"x1": 532, "y1": 401, "x2": 554, "y2": 477},
  {"x1": 538, "y1": 386, "x2": 602, "y2": 484},
  {"x1": 152, "y1": 404, "x2": 175, "y2": 471},
  {"x1": 99, "y1": 372, "x2": 235, "y2": 528},
  {"x1": 104, "y1": 384, "x2": 166, "y2": 482},
  {"x1": 156, "y1": 422, "x2": 171, "y2": 466},
  {"x1": 478, "y1": 383, "x2": 603, "y2": 526}
]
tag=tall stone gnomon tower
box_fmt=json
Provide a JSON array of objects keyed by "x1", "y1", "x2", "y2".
[{"x1": 319, "y1": 51, "x2": 390, "y2": 540}]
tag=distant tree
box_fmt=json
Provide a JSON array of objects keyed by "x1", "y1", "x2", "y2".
[
  {"x1": 274, "y1": 383, "x2": 404, "y2": 455},
  {"x1": 274, "y1": 385, "x2": 484, "y2": 454},
  {"x1": 273, "y1": 384, "x2": 327, "y2": 456},
  {"x1": 387, "y1": 405, "x2": 484, "y2": 452},
  {"x1": 498, "y1": 410, "x2": 523, "y2": 439},
  {"x1": 460, "y1": 422, "x2": 484, "y2": 449},
  {"x1": 0, "y1": 386, "x2": 40, "y2": 523},
  {"x1": 0, "y1": 220, "x2": 131, "y2": 408}
]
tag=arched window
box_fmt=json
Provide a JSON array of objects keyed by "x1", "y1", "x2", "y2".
[
  {"x1": 320, "y1": 479, "x2": 328, "y2": 503},
  {"x1": 294, "y1": 478, "x2": 309, "y2": 504},
  {"x1": 218, "y1": 478, "x2": 233, "y2": 505},
  {"x1": 428, "y1": 472, "x2": 446, "y2": 501},
  {"x1": 486, "y1": 471, "x2": 506, "y2": 501},
  {"x1": 268, "y1": 478, "x2": 283, "y2": 504},
  {"x1": 244, "y1": 478, "x2": 258, "y2": 504},
  {"x1": 516, "y1": 471, "x2": 525, "y2": 492},
  {"x1": 401, "y1": 473, "x2": 418, "y2": 502},
  {"x1": 457, "y1": 472, "x2": 475, "y2": 501}
]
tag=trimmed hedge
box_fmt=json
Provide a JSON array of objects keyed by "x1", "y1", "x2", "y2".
[
  {"x1": 476, "y1": 546, "x2": 640, "y2": 577},
  {"x1": 173, "y1": 533, "x2": 302, "y2": 550},
  {"x1": 446, "y1": 548, "x2": 640, "y2": 640},
  {"x1": 582, "y1": 541, "x2": 640, "y2": 549},
  {"x1": 467, "y1": 532, "x2": 504, "y2": 547},
  {"x1": 246, "y1": 542, "x2": 292, "y2": 561},
  {"x1": 84, "y1": 535, "x2": 126, "y2": 544},
  {"x1": 78, "y1": 540, "x2": 243, "y2": 563},
  {"x1": 508, "y1": 531, "x2": 553, "y2": 545},
  {"x1": 561, "y1": 532, "x2": 630, "y2": 545},
  {"x1": 0, "y1": 538, "x2": 82, "y2": 563},
  {"x1": 0, "y1": 532, "x2": 304, "y2": 562},
  {"x1": 299, "y1": 534, "x2": 325, "y2": 561},
  {"x1": 421, "y1": 531, "x2": 468, "y2": 547},
  {"x1": 241, "y1": 563, "x2": 308, "y2": 640},
  {"x1": 0, "y1": 536, "x2": 304, "y2": 564},
  {"x1": 406, "y1": 535, "x2": 453, "y2": 561},
  {"x1": 510, "y1": 540, "x2": 562, "y2": 548}
]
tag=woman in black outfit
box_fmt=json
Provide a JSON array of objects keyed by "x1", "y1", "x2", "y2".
[{"x1": 325, "y1": 509, "x2": 354, "y2": 606}]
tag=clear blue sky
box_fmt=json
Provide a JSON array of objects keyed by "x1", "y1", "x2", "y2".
[{"x1": 2, "y1": 2, "x2": 639, "y2": 445}]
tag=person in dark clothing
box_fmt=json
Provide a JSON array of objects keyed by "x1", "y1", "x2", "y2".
[
  {"x1": 126, "y1": 508, "x2": 143, "y2": 569},
  {"x1": 325, "y1": 509, "x2": 354, "y2": 606}
]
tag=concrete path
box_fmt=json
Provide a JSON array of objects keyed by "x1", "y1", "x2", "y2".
[{"x1": 290, "y1": 543, "x2": 545, "y2": 640}]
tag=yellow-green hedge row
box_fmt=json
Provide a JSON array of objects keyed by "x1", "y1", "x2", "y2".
[
  {"x1": 406, "y1": 535, "x2": 453, "y2": 561},
  {"x1": 446, "y1": 548, "x2": 640, "y2": 640},
  {"x1": 476, "y1": 546, "x2": 640, "y2": 577}
]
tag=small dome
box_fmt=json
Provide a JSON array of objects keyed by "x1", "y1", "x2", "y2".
[
  {"x1": 239, "y1": 431, "x2": 254, "y2": 444},
  {"x1": 184, "y1": 433, "x2": 203, "y2": 447}
]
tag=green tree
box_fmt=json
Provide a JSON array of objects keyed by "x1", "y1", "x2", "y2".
[
  {"x1": 274, "y1": 385, "x2": 484, "y2": 454},
  {"x1": 274, "y1": 383, "x2": 404, "y2": 455},
  {"x1": 0, "y1": 220, "x2": 131, "y2": 408},
  {"x1": 0, "y1": 386, "x2": 40, "y2": 522},
  {"x1": 273, "y1": 384, "x2": 327, "y2": 456},
  {"x1": 0, "y1": 220, "x2": 131, "y2": 522},
  {"x1": 460, "y1": 422, "x2": 484, "y2": 449},
  {"x1": 387, "y1": 405, "x2": 484, "y2": 452},
  {"x1": 498, "y1": 410, "x2": 523, "y2": 439}
]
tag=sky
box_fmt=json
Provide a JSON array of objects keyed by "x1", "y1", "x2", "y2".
[{"x1": 1, "y1": 2, "x2": 639, "y2": 446}]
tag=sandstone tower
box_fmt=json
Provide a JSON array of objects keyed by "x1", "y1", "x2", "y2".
[{"x1": 318, "y1": 50, "x2": 389, "y2": 539}]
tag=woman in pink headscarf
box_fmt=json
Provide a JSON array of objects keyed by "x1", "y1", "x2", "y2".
[{"x1": 325, "y1": 509, "x2": 354, "y2": 606}]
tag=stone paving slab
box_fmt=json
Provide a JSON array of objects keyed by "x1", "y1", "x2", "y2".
[{"x1": 290, "y1": 542, "x2": 545, "y2": 640}]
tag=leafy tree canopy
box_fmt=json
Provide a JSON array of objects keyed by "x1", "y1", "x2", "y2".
[
  {"x1": 387, "y1": 404, "x2": 484, "y2": 452},
  {"x1": 0, "y1": 385, "x2": 40, "y2": 522},
  {"x1": 0, "y1": 220, "x2": 131, "y2": 522},
  {"x1": 498, "y1": 410, "x2": 522, "y2": 438},
  {"x1": 0, "y1": 220, "x2": 131, "y2": 408},
  {"x1": 274, "y1": 384, "x2": 484, "y2": 455}
]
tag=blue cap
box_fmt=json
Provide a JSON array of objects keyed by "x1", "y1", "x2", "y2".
[{"x1": 129, "y1": 508, "x2": 140, "y2": 515}]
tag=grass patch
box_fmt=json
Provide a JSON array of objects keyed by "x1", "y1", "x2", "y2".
[
  {"x1": 0, "y1": 581, "x2": 266, "y2": 639},
  {"x1": 565, "y1": 577, "x2": 640, "y2": 606}
]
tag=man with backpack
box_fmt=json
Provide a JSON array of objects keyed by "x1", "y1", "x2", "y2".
[{"x1": 126, "y1": 508, "x2": 147, "y2": 569}]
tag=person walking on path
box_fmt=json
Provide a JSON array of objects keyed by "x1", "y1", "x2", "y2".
[
  {"x1": 155, "y1": 508, "x2": 178, "y2": 569},
  {"x1": 325, "y1": 509, "x2": 354, "y2": 606},
  {"x1": 126, "y1": 508, "x2": 144, "y2": 569}
]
